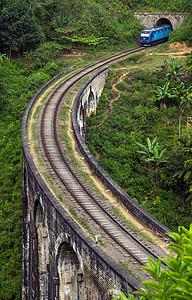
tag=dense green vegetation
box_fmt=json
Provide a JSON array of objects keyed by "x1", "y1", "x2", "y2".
[
  {"x1": 0, "y1": 59, "x2": 26, "y2": 299},
  {"x1": 0, "y1": 48, "x2": 70, "y2": 299},
  {"x1": 87, "y1": 53, "x2": 192, "y2": 231},
  {"x1": 0, "y1": 0, "x2": 192, "y2": 298},
  {"x1": 0, "y1": 0, "x2": 192, "y2": 57},
  {"x1": 170, "y1": 12, "x2": 192, "y2": 47},
  {"x1": 113, "y1": 224, "x2": 192, "y2": 300},
  {"x1": 130, "y1": 0, "x2": 191, "y2": 12}
]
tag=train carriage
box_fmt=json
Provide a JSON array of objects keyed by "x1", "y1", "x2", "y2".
[{"x1": 139, "y1": 25, "x2": 172, "y2": 46}]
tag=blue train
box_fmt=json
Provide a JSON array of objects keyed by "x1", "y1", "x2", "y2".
[{"x1": 139, "y1": 25, "x2": 172, "y2": 46}]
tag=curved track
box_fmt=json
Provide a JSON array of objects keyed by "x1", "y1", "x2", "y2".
[{"x1": 38, "y1": 47, "x2": 168, "y2": 280}]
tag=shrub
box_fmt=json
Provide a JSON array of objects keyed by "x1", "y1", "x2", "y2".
[
  {"x1": 43, "y1": 62, "x2": 59, "y2": 77},
  {"x1": 117, "y1": 81, "x2": 126, "y2": 91},
  {"x1": 26, "y1": 71, "x2": 51, "y2": 90},
  {"x1": 24, "y1": 42, "x2": 63, "y2": 68}
]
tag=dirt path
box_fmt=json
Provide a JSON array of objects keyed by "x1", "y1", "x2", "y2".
[
  {"x1": 97, "y1": 67, "x2": 138, "y2": 127},
  {"x1": 146, "y1": 42, "x2": 192, "y2": 57}
]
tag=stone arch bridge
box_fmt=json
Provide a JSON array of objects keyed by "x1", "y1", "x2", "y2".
[
  {"x1": 22, "y1": 67, "x2": 140, "y2": 300},
  {"x1": 134, "y1": 12, "x2": 188, "y2": 30},
  {"x1": 22, "y1": 65, "x2": 171, "y2": 299}
]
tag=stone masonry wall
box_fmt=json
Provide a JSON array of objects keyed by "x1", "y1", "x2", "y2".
[{"x1": 134, "y1": 12, "x2": 188, "y2": 30}]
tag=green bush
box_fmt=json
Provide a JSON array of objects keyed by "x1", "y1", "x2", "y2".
[
  {"x1": 169, "y1": 13, "x2": 192, "y2": 46},
  {"x1": 24, "y1": 42, "x2": 63, "y2": 68},
  {"x1": 43, "y1": 62, "x2": 60, "y2": 77},
  {"x1": 26, "y1": 71, "x2": 51, "y2": 90},
  {"x1": 117, "y1": 81, "x2": 126, "y2": 91}
]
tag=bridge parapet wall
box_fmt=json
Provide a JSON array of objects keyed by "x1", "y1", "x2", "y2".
[
  {"x1": 72, "y1": 68, "x2": 173, "y2": 240},
  {"x1": 22, "y1": 66, "x2": 139, "y2": 299},
  {"x1": 77, "y1": 67, "x2": 109, "y2": 138}
]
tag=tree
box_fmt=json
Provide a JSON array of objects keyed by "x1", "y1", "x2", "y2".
[
  {"x1": 165, "y1": 57, "x2": 183, "y2": 81},
  {"x1": 112, "y1": 224, "x2": 192, "y2": 300},
  {"x1": 136, "y1": 137, "x2": 168, "y2": 199},
  {"x1": 23, "y1": 42, "x2": 63, "y2": 68},
  {"x1": 174, "y1": 125, "x2": 192, "y2": 216},
  {"x1": 174, "y1": 125, "x2": 192, "y2": 182},
  {"x1": 154, "y1": 82, "x2": 176, "y2": 109},
  {"x1": 173, "y1": 82, "x2": 192, "y2": 138},
  {"x1": 54, "y1": 11, "x2": 70, "y2": 28},
  {"x1": 136, "y1": 137, "x2": 167, "y2": 165},
  {"x1": 0, "y1": 0, "x2": 43, "y2": 58}
]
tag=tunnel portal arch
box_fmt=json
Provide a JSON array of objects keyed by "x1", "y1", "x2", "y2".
[
  {"x1": 134, "y1": 12, "x2": 188, "y2": 30},
  {"x1": 155, "y1": 18, "x2": 173, "y2": 30}
]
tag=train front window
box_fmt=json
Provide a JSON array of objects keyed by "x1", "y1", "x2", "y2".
[{"x1": 140, "y1": 32, "x2": 150, "y2": 38}]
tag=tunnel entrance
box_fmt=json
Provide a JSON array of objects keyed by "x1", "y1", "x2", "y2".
[{"x1": 155, "y1": 18, "x2": 173, "y2": 30}]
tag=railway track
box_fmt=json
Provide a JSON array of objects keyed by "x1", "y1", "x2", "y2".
[{"x1": 35, "y1": 46, "x2": 169, "y2": 281}]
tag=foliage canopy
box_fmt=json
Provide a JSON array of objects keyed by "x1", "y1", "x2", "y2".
[
  {"x1": 0, "y1": 0, "x2": 43, "y2": 58},
  {"x1": 0, "y1": 0, "x2": 192, "y2": 55},
  {"x1": 112, "y1": 224, "x2": 192, "y2": 300}
]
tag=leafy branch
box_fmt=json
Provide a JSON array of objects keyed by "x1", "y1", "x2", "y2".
[
  {"x1": 61, "y1": 35, "x2": 108, "y2": 46},
  {"x1": 112, "y1": 224, "x2": 192, "y2": 300},
  {"x1": 136, "y1": 137, "x2": 167, "y2": 165}
]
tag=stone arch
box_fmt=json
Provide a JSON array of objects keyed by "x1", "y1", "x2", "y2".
[
  {"x1": 34, "y1": 200, "x2": 49, "y2": 299},
  {"x1": 79, "y1": 103, "x2": 85, "y2": 137},
  {"x1": 87, "y1": 86, "x2": 96, "y2": 116},
  {"x1": 155, "y1": 18, "x2": 173, "y2": 30},
  {"x1": 22, "y1": 164, "x2": 32, "y2": 299},
  {"x1": 56, "y1": 242, "x2": 87, "y2": 300}
]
